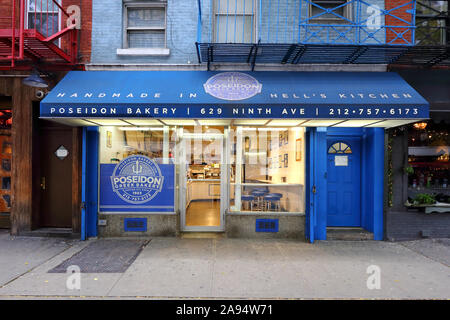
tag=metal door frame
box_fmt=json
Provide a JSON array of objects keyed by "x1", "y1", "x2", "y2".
[{"x1": 179, "y1": 126, "x2": 228, "y2": 232}]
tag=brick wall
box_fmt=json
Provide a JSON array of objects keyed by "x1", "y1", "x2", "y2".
[
  {"x1": 385, "y1": 0, "x2": 414, "y2": 44},
  {"x1": 0, "y1": 0, "x2": 18, "y2": 29},
  {"x1": 62, "y1": 0, "x2": 92, "y2": 64},
  {"x1": 0, "y1": 0, "x2": 91, "y2": 64}
]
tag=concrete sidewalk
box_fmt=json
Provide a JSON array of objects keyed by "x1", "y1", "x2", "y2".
[{"x1": 0, "y1": 230, "x2": 448, "y2": 299}]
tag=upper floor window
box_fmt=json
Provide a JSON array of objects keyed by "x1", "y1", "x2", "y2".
[
  {"x1": 27, "y1": 0, "x2": 60, "y2": 38},
  {"x1": 214, "y1": 0, "x2": 256, "y2": 43},
  {"x1": 415, "y1": 0, "x2": 448, "y2": 45},
  {"x1": 309, "y1": 0, "x2": 351, "y2": 22},
  {"x1": 123, "y1": 1, "x2": 167, "y2": 49}
]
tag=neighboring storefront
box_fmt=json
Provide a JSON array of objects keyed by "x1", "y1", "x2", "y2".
[
  {"x1": 384, "y1": 69, "x2": 450, "y2": 240},
  {"x1": 40, "y1": 71, "x2": 429, "y2": 242}
]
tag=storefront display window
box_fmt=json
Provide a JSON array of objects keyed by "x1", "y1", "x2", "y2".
[
  {"x1": 407, "y1": 120, "x2": 450, "y2": 208},
  {"x1": 98, "y1": 126, "x2": 177, "y2": 213},
  {"x1": 0, "y1": 108, "x2": 11, "y2": 221},
  {"x1": 229, "y1": 127, "x2": 306, "y2": 213}
]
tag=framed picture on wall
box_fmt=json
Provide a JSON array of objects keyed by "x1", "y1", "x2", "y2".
[
  {"x1": 244, "y1": 136, "x2": 250, "y2": 152},
  {"x1": 284, "y1": 153, "x2": 288, "y2": 168},
  {"x1": 106, "y1": 131, "x2": 112, "y2": 148},
  {"x1": 296, "y1": 138, "x2": 302, "y2": 161},
  {"x1": 284, "y1": 130, "x2": 289, "y2": 145}
]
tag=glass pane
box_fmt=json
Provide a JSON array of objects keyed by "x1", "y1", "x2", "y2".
[
  {"x1": 311, "y1": 1, "x2": 346, "y2": 19},
  {"x1": 184, "y1": 126, "x2": 223, "y2": 227},
  {"x1": 28, "y1": 0, "x2": 60, "y2": 12},
  {"x1": 217, "y1": 0, "x2": 255, "y2": 14},
  {"x1": 416, "y1": 1, "x2": 448, "y2": 15},
  {"x1": 415, "y1": 18, "x2": 446, "y2": 45},
  {"x1": 407, "y1": 120, "x2": 450, "y2": 205},
  {"x1": 216, "y1": 15, "x2": 253, "y2": 43},
  {"x1": 99, "y1": 126, "x2": 175, "y2": 164},
  {"x1": 229, "y1": 127, "x2": 306, "y2": 213},
  {"x1": 0, "y1": 128, "x2": 12, "y2": 214},
  {"x1": 231, "y1": 184, "x2": 304, "y2": 212},
  {"x1": 98, "y1": 126, "x2": 177, "y2": 214},
  {"x1": 128, "y1": 7, "x2": 165, "y2": 28},
  {"x1": 28, "y1": 13, "x2": 59, "y2": 37},
  {"x1": 128, "y1": 30, "x2": 165, "y2": 48}
]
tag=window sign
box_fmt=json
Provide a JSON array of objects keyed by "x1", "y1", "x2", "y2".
[
  {"x1": 335, "y1": 155, "x2": 348, "y2": 166},
  {"x1": 98, "y1": 126, "x2": 176, "y2": 213},
  {"x1": 99, "y1": 155, "x2": 175, "y2": 212}
]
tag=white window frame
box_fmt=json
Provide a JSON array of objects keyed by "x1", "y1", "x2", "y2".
[
  {"x1": 309, "y1": 0, "x2": 352, "y2": 24},
  {"x1": 213, "y1": 0, "x2": 257, "y2": 44},
  {"x1": 121, "y1": 1, "x2": 168, "y2": 54}
]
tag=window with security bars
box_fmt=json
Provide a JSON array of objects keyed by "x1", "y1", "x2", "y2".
[
  {"x1": 214, "y1": 0, "x2": 256, "y2": 43},
  {"x1": 123, "y1": 1, "x2": 167, "y2": 48},
  {"x1": 309, "y1": 0, "x2": 351, "y2": 21},
  {"x1": 27, "y1": 0, "x2": 60, "y2": 38}
]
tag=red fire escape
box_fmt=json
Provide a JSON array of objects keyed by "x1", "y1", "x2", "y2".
[{"x1": 0, "y1": 0, "x2": 80, "y2": 70}]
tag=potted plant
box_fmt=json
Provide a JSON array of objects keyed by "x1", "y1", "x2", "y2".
[
  {"x1": 413, "y1": 193, "x2": 436, "y2": 206},
  {"x1": 404, "y1": 165, "x2": 414, "y2": 175}
]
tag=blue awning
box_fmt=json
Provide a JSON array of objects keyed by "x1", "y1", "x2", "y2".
[{"x1": 41, "y1": 71, "x2": 429, "y2": 122}]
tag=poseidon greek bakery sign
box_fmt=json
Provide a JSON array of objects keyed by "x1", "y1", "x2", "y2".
[
  {"x1": 100, "y1": 155, "x2": 175, "y2": 213},
  {"x1": 203, "y1": 72, "x2": 262, "y2": 100}
]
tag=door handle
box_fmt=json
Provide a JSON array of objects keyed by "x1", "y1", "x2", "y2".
[
  {"x1": 40, "y1": 177, "x2": 46, "y2": 190},
  {"x1": 312, "y1": 186, "x2": 316, "y2": 194}
]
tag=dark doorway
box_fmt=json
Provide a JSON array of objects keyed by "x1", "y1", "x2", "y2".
[{"x1": 38, "y1": 125, "x2": 73, "y2": 228}]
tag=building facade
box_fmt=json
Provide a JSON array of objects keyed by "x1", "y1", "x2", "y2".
[
  {"x1": 384, "y1": 0, "x2": 450, "y2": 240},
  {"x1": 0, "y1": 0, "x2": 91, "y2": 235},
  {"x1": 4, "y1": 0, "x2": 446, "y2": 242}
]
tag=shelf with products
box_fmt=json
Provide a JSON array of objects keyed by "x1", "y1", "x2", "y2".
[{"x1": 188, "y1": 163, "x2": 221, "y2": 180}]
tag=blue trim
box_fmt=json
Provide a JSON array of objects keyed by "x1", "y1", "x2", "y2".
[
  {"x1": 197, "y1": 0, "x2": 202, "y2": 43},
  {"x1": 255, "y1": 219, "x2": 279, "y2": 232},
  {"x1": 305, "y1": 128, "x2": 314, "y2": 242},
  {"x1": 312, "y1": 127, "x2": 384, "y2": 240},
  {"x1": 81, "y1": 128, "x2": 87, "y2": 241},
  {"x1": 124, "y1": 218, "x2": 147, "y2": 232},
  {"x1": 86, "y1": 127, "x2": 99, "y2": 238},
  {"x1": 305, "y1": 127, "x2": 328, "y2": 242}
]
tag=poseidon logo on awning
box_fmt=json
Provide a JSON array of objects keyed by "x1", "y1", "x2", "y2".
[
  {"x1": 110, "y1": 155, "x2": 164, "y2": 204},
  {"x1": 203, "y1": 72, "x2": 262, "y2": 101}
]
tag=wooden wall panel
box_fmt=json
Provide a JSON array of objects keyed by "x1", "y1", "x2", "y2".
[{"x1": 10, "y1": 77, "x2": 35, "y2": 235}]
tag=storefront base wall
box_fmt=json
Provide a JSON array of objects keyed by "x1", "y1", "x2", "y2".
[
  {"x1": 225, "y1": 214, "x2": 305, "y2": 240},
  {"x1": 386, "y1": 211, "x2": 450, "y2": 241},
  {"x1": 97, "y1": 214, "x2": 179, "y2": 237}
]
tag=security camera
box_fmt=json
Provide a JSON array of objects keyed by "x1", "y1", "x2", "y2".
[{"x1": 35, "y1": 90, "x2": 46, "y2": 99}]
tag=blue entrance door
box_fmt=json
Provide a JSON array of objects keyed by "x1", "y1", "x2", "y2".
[{"x1": 326, "y1": 138, "x2": 361, "y2": 227}]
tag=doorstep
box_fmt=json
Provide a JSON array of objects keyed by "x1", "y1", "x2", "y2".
[
  {"x1": 326, "y1": 227, "x2": 374, "y2": 241},
  {"x1": 19, "y1": 228, "x2": 80, "y2": 239},
  {"x1": 180, "y1": 232, "x2": 226, "y2": 239}
]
